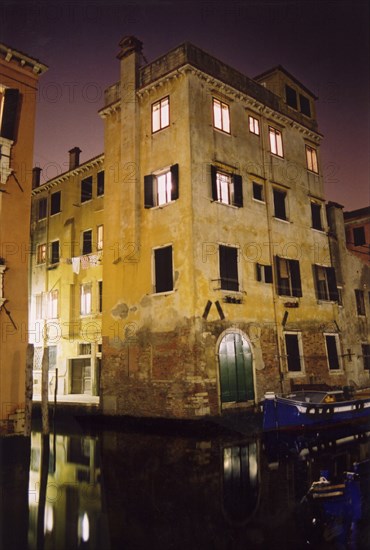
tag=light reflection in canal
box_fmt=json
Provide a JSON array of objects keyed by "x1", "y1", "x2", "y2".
[{"x1": 23, "y1": 423, "x2": 370, "y2": 550}]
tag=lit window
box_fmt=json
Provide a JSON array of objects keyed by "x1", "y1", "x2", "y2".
[
  {"x1": 275, "y1": 256, "x2": 302, "y2": 297},
  {"x1": 81, "y1": 176, "x2": 93, "y2": 203},
  {"x1": 273, "y1": 188, "x2": 287, "y2": 220},
  {"x1": 153, "y1": 246, "x2": 173, "y2": 293},
  {"x1": 362, "y1": 344, "x2": 370, "y2": 370},
  {"x1": 249, "y1": 116, "x2": 260, "y2": 135},
  {"x1": 213, "y1": 98, "x2": 230, "y2": 133},
  {"x1": 219, "y1": 245, "x2": 239, "y2": 291},
  {"x1": 311, "y1": 202, "x2": 323, "y2": 230},
  {"x1": 355, "y1": 289, "x2": 366, "y2": 316},
  {"x1": 80, "y1": 283, "x2": 92, "y2": 315},
  {"x1": 152, "y1": 96, "x2": 169, "y2": 133},
  {"x1": 50, "y1": 241, "x2": 60, "y2": 264},
  {"x1": 269, "y1": 127, "x2": 283, "y2": 157},
  {"x1": 97, "y1": 170, "x2": 105, "y2": 196},
  {"x1": 38, "y1": 198, "x2": 47, "y2": 220},
  {"x1": 37, "y1": 243, "x2": 47, "y2": 264},
  {"x1": 256, "y1": 263, "x2": 273, "y2": 283},
  {"x1": 211, "y1": 166, "x2": 243, "y2": 207},
  {"x1": 144, "y1": 164, "x2": 179, "y2": 208},
  {"x1": 306, "y1": 145, "x2": 318, "y2": 173},
  {"x1": 97, "y1": 225, "x2": 103, "y2": 251},
  {"x1": 313, "y1": 265, "x2": 338, "y2": 301},
  {"x1": 324, "y1": 334, "x2": 341, "y2": 371},
  {"x1": 50, "y1": 191, "x2": 61, "y2": 215},
  {"x1": 82, "y1": 230, "x2": 92, "y2": 255},
  {"x1": 284, "y1": 332, "x2": 304, "y2": 373},
  {"x1": 252, "y1": 182, "x2": 264, "y2": 202}
]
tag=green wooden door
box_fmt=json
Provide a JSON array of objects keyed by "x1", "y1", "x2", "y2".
[{"x1": 219, "y1": 333, "x2": 254, "y2": 403}]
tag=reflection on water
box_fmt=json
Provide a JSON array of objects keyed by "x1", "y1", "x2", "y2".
[
  {"x1": 28, "y1": 432, "x2": 108, "y2": 550},
  {"x1": 22, "y1": 423, "x2": 370, "y2": 549}
]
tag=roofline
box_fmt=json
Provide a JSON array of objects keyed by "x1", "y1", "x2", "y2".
[
  {"x1": 0, "y1": 42, "x2": 48, "y2": 74},
  {"x1": 343, "y1": 206, "x2": 370, "y2": 220},
  {"x1": 254, "y1": 64, "x2": 318, "y2": 100}
]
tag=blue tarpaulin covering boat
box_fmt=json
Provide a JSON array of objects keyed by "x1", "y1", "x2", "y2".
[{"x1": 262, "y1": 389, "x2": 370, "y2": 431}]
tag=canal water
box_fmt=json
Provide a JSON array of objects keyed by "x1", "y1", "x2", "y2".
[{"x1": 1, "y1": 417, "x2": 370, "y2": 550}]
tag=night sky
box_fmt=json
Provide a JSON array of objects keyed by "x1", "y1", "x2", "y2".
[{"x1": 1, "y1": 0, "x2": 369, "y2": 211}]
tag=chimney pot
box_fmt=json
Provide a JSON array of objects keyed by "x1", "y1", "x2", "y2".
[
  {"x1": 69, "y1": 147, "x2": 81, "y2": 170},
  {"x1": 32, "y1": 167, "x2": 42, "y2": 189}
]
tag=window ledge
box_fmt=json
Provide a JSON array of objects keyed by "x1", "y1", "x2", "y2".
[
  {"x1": 212, "y1": 200, "x2": 239, "y2": 209},
  {"x1": 213, "y1": 127, "x2": 231, "y2": 136},
  {"x1": 252, "y1": 198, "x2": 265, "y2": 205},
  {"x1": 50, "y1": 212, "x2": 61, "y2": 217},
  {"x1": 148, "y1": 200, "x2": 175, "y2": 211},
  {"x1": 311, "y1": 227, "x2": 325, "y2": 234},
  {"x1": 328, "y1": 370, "x2": 344, "y2": 375},
  {"x1": 273, "y1": 217, "x2": 290, "y2": 224},
  {"x1": 151, "y1": 289, "x2": 175, "y2": 297},
  {"x1": 286, "y1": 372, "x2": 305, "y2": 378}
]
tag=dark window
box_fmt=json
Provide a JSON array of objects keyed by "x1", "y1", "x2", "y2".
[
  {"x1": 353, "y1": 226, "x2": 366, "y2": 246},
  {"x1": 362, "y1": 344, "x2": 370, "y2": 370},
  {"x1": 275, "y1": 256, "x2": 302, "y2": 297},
  {"x1": 252, "y1": 182, "x2": 264, "y2": 202},
  {"x1": 50, "y1": 241, "x2": 60, "y2": 264},
  {"x1": 299, "y1": 94, "x2": 311, "y2": 117},
  {"x1": 313, "y1": 265, "x2": 338, "y2": 301},
  {"x1": 82, "y1": 230, "x2": 92, "y2": 255},
  {"x1": 48, "y1": 346, "x2": 57, "y2": 370},
  {"x1": 285, "y1": 85, "x2": 298, "y2": 109},
  {"x1": 38, "y1": 198, "x2": 47, "y2": 220},
  {"x1": 97, "y1": 170, "x2": 105, "y2": 196},
  {"x1": 98, "y1": 281, "x2": 103, "y2": 313},
  {"x1": 355, "y1": 289, "x2": 366, "y2": 315},
  {"x1": 81, "y1": 176, "x2": 93, "y2": 203},
  {"x1": 273, "y1": 188, "x2": 287, "y2": 220},
  {"x1": 211, "y1": 166, "x2": 243, "y2": 207},
  {"x1": 256, "y1": 263, "x2": 273, "y2": 283},
  {"x1": 220, "y1": 245, "x2": 239, "y2": 291},
  {"x1": 154, "y1": 246, "x2": 173, "y2": 293},
  {"x1": 0, "y1": 88, "x2": 20, "y2": 140},
  {"x1": 144, "y1": 164, "x2": 179, "y2": 208},
  {"x1": 285, "y1": 333, "x2": 302, "y2": 372},
  {"x1": 311, "y1": 202, "x2": 322, "y2": 230},
  {"x1": 325, "y1": 335, "x2": 340, "y2": 370},
  {"x1": 50, "y1": 191, "x2": 61, "y2": 215}
]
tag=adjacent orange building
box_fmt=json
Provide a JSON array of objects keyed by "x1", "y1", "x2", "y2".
[{"x1": 0, "y1": 43, "x2": 47, "y2": 433}]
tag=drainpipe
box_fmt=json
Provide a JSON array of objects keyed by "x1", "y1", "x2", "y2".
[{"x1": 260, "y1": 108, "x2": 285, "y2": 394}]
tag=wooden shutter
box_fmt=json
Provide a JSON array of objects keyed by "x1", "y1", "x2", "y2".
[
  {"x1": 0, "y1": 89, "x2": 20, "y2": 140},
  {"x1": 170, "y1": 164, "x2": 179, "y2": 201},
  {"x1": 326, "y1": 267, "x2": 338, "y2": 301},
  {"x1": 233, "y1": 174, "x2": 243, "y2": 207},
  {"x1": 290, "y1": 259, "x2": 302, "y2": 297},
  {"x1": 144, "y1": 174, "x2": 154, "y2": 208},
  {"x1": 211, "y1": 165, "x2": 218, "y2": 201}
]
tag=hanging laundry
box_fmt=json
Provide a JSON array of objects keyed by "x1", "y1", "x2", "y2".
[
  {"x1": 81, "y1": 255, "x2": 90, "y2": 269},
  {"x1": 72, "y1": 257, "x2": 80, "y2": 274},
  {"x1": 89, "y1": 254, "x2": 99, "y2": 267}
]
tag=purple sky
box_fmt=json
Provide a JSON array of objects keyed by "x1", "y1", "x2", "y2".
[{"x1": 2, "y1": 0, "x2": 369, "y2": 211}]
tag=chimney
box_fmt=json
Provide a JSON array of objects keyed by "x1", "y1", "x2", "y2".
[
  {"x1": 68, "y1": 147, "x2": 81, "y2": 170},
  {"x1": 117, "y1": 36, "x2": 143, "y2": 61},
  {"x1": 32, "y1": 167, "x2": 42, "y2": 189}
]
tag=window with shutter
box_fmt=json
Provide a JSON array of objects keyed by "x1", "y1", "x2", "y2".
[
  {"x1": 211, "y1": 166, "x2": 243, "y2": 207},
  {"x1": 144, "y1": 164, "x2": 179, "y2": 208},
  {"x1": 256, "y1": 263, "x2": 273, "y2": 283},
  {"x1": 313, "y1": 265, "x2": 338, "y2": 301},
  {"x1": 275, "y1": 257, "x2": 302, "y2": 297},
  {"x1": 219, "y1": 245, "x2": 239, "y2": 291}
]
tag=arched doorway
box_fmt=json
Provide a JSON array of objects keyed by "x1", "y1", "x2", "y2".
[{"x1": 218, "y1": 332, "x2": 254, "y2": 404}]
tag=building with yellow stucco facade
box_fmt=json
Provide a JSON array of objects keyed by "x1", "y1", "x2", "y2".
[
  {"x1": 0, "y1": 43, "x2": 47, "y2": 433},
  {"x1": 29, "y1": 37, "x2": 369, "y2": 418}
]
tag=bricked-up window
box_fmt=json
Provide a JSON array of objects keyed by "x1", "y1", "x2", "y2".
[
  {"x1": 313, "y1": 265, "x2": 338, "y2": 301},
  {"x1": 325, "y1": 334, "x2": 341, "y2": 370},
  {"x1": 213, "y1": 98, "x2": 230, "y2": 133},
  {"x1": 80, "y1": 283, "x2": 92, "y2": 315},
  {"x1": 285, "y1": 85, "x2": 298, "y2": 109},
  {"x1": 220, "y1": 245, "x2": 239, "y2": 291},
  {"x1": 256, "y1": 263, "x2": 273, "y2": 283},
  {"x1": 300, "y1": 94, "x2": 311, "y2": 117},
  {"x1": 152, "y1": 96, "x2": 169, "y2": 133},
  {"x1": 144, "y1": 164, "x2": 179, "y2": 208},
  {"x1": 38, "y1": 198, "x2": 47, "y2": 220},
  {"x1": 154, "y1": 246, "x2": 173, "y2": 293},
  {"x1": 355, "y1": 289, "x2": 366, "y2": 315},
  {"x1": 97, "y1": 170, "x2": 105, "y2": 196},
  {"x1": 81, "y1": 176, "x2": 93, "y2": 203},
  {"x1": 50, "y1": 191, "x2": 61, "y2": 215},
  {"x1": 249, "y1": 115, "x2": 260, "y2": 135},
  {"x1": 311, "y1": 202, "x2": 323, "y2": 230},
  {"x1": 97, "y1": 225, "x2": 103, "y2": 251},
  {"x1": 273, "y1": 188, "x2": 287, "y2": 220},
  {"x1": 253, "y1": 182, "x2": 264, "y2": 202},
  {"x1": 269, "y1": 127, "x2": 283, "y2": 157},
  {"x1": 362, "y1": 344, "x2": 370, "y2": 370},
  {"x1": 50, "y1": 240, "x2": 60, "y2": 265},
  {"x1": 0, "y1": 88, "x2": 20, "y2": 140},
  {"x1": 211, "y1": 166, "x2": 243, "y2": 207},
  {"x1": 275, "y1": 256, "x2": 302, "y2": 297},
  {"x1": 37, "y1": 243, "x2": 47, "y2": 264},
  {"x1": 284, "y1": 333, "x2": 303, "y2": 372},
  {"x1": 82, "y1": 230, "x2": 92, "y2": 255},
  {"x1": 353, "y1": 226, "x2": 366, "y2": 246},
  {"x1": 306, "y1": 146, "x2": 318, "y2": 173},
  {"x1": 98, "y1": 281, "x2": 103, "y2": 313}
]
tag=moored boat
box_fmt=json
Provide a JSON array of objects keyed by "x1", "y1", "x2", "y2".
[{"x1": 262, "y1": 388, "x2": 370, "y2": 431}]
